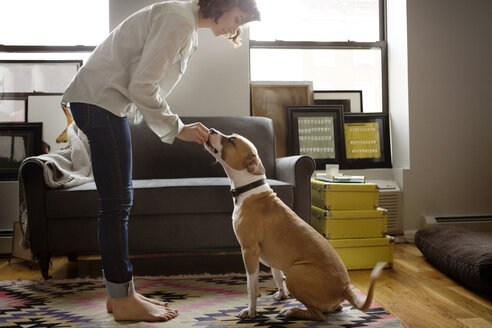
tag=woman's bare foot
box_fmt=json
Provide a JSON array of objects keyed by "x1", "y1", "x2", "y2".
[
  {"x1": 109, "y1": 294, "x2": 178, "y2": 322},
  {"x1": 107, "y1": 293, "x2": 168, "y2": 313}
]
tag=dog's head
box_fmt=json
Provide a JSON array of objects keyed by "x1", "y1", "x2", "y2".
[{"x1": 205, "y1": 128, "x2": 265, "y2": 176}]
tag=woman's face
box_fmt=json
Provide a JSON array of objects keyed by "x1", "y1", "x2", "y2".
[{"x1": 210, "y1": 7, "x2": 248, "y2": 37}]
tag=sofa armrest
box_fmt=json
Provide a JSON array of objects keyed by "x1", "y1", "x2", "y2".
[
  {"x1": 19, "y1": 160, "x2": 49, "y2": 252},
  {"x1": 275, "y1": 155, "x2": 315, "y2": 223}
]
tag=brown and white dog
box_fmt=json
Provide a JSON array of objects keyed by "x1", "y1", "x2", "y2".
[{"x1": 205, "y1": 129, "x2": 385, "y2": 321}]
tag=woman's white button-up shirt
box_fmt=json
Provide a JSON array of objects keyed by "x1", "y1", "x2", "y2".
[{"x1": 62, "y1": 0, "x2": 199, "y2": 144}]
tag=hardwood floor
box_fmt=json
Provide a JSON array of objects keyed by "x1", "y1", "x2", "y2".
[
  {"x1": 349, "y1": 243, "x2": 492, "y2": 328},
  {"x1": 1, "y1": 243, "x2": 491, "y2": 327}
]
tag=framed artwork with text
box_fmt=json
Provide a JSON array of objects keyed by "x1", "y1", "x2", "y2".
[
  {"x1": 287, "y1": 105, "x2": 344, "y2": 170},
  {"x1": 341, "y1": 112, "x2": 391, "y2": 169}
]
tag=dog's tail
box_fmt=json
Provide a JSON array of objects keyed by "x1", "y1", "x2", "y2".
[{"x1": 343, "y1": 261, "x2": 386, "y2": 312}]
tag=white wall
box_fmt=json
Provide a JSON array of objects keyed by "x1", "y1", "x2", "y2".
[
  {"x1": 109, "y1": 0, "x2": 251, "y2": 117},
  {"x1": 386, "y1": 0, "x2": 410, "y2": 174},
  {"x1": 403, "y1": 0, "x2": 492, "y2": 238}
]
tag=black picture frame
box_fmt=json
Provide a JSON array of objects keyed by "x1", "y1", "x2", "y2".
[
  {"x1": 0, "y1": 122, "x2": 42, "y2": 180},
  {"x1": 287, "y1": 105, "x2": 344, "y2": 170},
  {"x1": 314, "y1": 98, "x2": 351, "y2": 113},
  {"x1": 340, "y1": 112, "x2": 391, "y2": 169},
  {"x1": 314, "y1": 90, "x2": 363, "y2": 112}
]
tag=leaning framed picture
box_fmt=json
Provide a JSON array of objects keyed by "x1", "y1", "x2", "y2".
[
  {"x1": 0, "y1": 122, "x2": 42, "y2": 180},
  {"x1": 314, "y1": 90, "x2": 363, "y2": 113},
  {"x1": 0, "y1": 60, "x2": 81, "y2": 93},
  {"x1": 341, "y1": 113, "x2": 391, "y2": 169},
  {"x1": 287, "y1": 105, "x2": 344, "y2": 170},
  {"x1": 251, "y1": 81, "x2": 313, "y2": 157},
  {"x1": 28, "y1": 95, "x2": 71, "y2": 153},
  {"x1": 0, "y1": 99, "x2": 27, "y2": 122}
]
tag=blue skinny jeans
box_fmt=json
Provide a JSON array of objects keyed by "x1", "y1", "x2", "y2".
[{"x1": 70, "y1": 102, "x2": 135, "y2": 298}]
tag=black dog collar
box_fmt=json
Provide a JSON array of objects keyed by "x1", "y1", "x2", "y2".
[{"x1": 231, "y1": 178, "x2": 267, "y2": 198}]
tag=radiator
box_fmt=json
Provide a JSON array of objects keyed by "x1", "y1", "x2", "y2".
[
  {"x1": 379, "y1": 184, "x2": 403, "y2": 234},
  {"x1": 423, "y1": 215, "x2": 492, "y2": 232}
]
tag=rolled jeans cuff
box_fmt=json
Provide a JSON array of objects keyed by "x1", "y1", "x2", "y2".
[{"x1": 103, "y1": 271, "x2": 135, "y2": 299}]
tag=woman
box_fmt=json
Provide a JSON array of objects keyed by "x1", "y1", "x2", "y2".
[{"x1": 62, "y1": 0, "x2": 260, "y2": 322}]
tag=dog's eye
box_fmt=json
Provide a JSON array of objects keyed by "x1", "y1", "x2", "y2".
[{"x1": 228, "y1": 137, "x2": 236, "y2": 145}]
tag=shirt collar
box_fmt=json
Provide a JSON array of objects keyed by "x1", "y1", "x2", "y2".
[{"x1": 192, "y1": 0, "x2": 199, "y2": 32}]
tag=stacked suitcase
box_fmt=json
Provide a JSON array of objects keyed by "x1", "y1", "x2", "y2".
[{"x1": 311, "y1": 178, "x2": 394, "y2": 270}]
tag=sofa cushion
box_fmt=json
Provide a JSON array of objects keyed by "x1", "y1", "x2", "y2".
[
  {"x1": 131, "y1": 116, "x2": 277, "y2": 180},
  {"x1": 415, "y1": 225, "x2": 492, "y2": 294},
  {"x1": 46, "y1": 178, "x2": 294, "y2": 219}
]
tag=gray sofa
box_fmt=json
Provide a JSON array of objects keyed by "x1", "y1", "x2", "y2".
[{"x1": 20, "y1": 116, "x2": 315, "y2": 279}]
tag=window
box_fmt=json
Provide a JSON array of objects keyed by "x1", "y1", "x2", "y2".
[
  {"x1": 249, "y1": 0, "x2": 387, "y2": 113},
  {"x1": 0, "y1": 0, "x2": 108, "y2": 46},
  {"x1": 0, "y1": 0, "x2": 109, "y2": 62},
  {"x1": 0, "y1": 1, "x2": 108, "y2": 128}
]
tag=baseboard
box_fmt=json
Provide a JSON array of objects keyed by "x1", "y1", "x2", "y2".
[
  {"x1": 403, "y1": 229, "x2": 417, "y2": 243},
  {"x1": 423, "y1": 215, "x2": 492, "y2": 232}
]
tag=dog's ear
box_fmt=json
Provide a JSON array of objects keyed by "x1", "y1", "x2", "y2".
[{"x1": 246, "y1": 153, "x2": 266, "y2": 175}]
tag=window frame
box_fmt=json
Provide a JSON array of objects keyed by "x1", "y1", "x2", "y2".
[
  {"x1": 249, "y1": 0, "x2": 388, "y2": 113},
  {"x1": 0, "y1": 45, "x2": 96, "y2": 53}
]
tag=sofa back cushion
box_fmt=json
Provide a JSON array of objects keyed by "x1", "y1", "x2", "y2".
[{"x1": 130, "y1": 116, "x2": 277, "y2": 179}]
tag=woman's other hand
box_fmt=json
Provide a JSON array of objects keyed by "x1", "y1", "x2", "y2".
[{"x1": 176, "y1": 122, "x2": 210, "y2": 144}]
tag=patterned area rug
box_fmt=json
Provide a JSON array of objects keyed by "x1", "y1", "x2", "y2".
[{"x1": 0, "y1": 274, "x2": 403, "y2": 327}]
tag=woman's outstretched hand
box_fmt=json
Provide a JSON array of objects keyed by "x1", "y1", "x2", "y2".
[{"x1": 176, "y1": 122, "x2": 210, "y2": 144}]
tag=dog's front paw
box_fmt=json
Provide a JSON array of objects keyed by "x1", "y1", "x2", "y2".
[
  {"x1": 273, "y1": 289, "x2": 288, "y2": 301},
  {"x1": 279, "y1": 308, "x2": 292, "y2": 317},
  {"x1": 238, "y1": 308, "x2": 256, "y2": 319}
]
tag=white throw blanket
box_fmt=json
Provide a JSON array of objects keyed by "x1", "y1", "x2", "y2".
[{"x1": 18, "y1": 122, "x2": 94, "y2": 248}]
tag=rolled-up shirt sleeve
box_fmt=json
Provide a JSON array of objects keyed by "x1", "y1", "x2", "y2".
[{"x1": 128, "y1": 13, "x2": 192, "y2": 144}]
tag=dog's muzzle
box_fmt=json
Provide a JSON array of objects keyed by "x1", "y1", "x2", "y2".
[
  {"x1": 206, "y1": 141, "x2": 218, "y2": 154},
  {"x1": 206, "y1": 128, "x2": 219, "y2": 154}
]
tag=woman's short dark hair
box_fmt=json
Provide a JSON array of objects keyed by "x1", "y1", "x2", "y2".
[{"x1": 198, "y1": 0, "x2": 261, "y2": 46}]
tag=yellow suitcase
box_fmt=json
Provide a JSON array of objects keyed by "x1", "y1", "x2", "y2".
[
  {"x1": 311, "y1": 206, "x2": 387, "y2": 239},
  {"x1": 311, "y1": 178, "x2": 379, "y2": 210},
  {"x1": 328, "y1": 235, "x2": 394, "y2": 270}
]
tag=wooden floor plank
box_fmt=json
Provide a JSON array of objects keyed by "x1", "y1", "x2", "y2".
[{"x1": 459, "y1": 318, "x2": 492, "y2": 328}]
